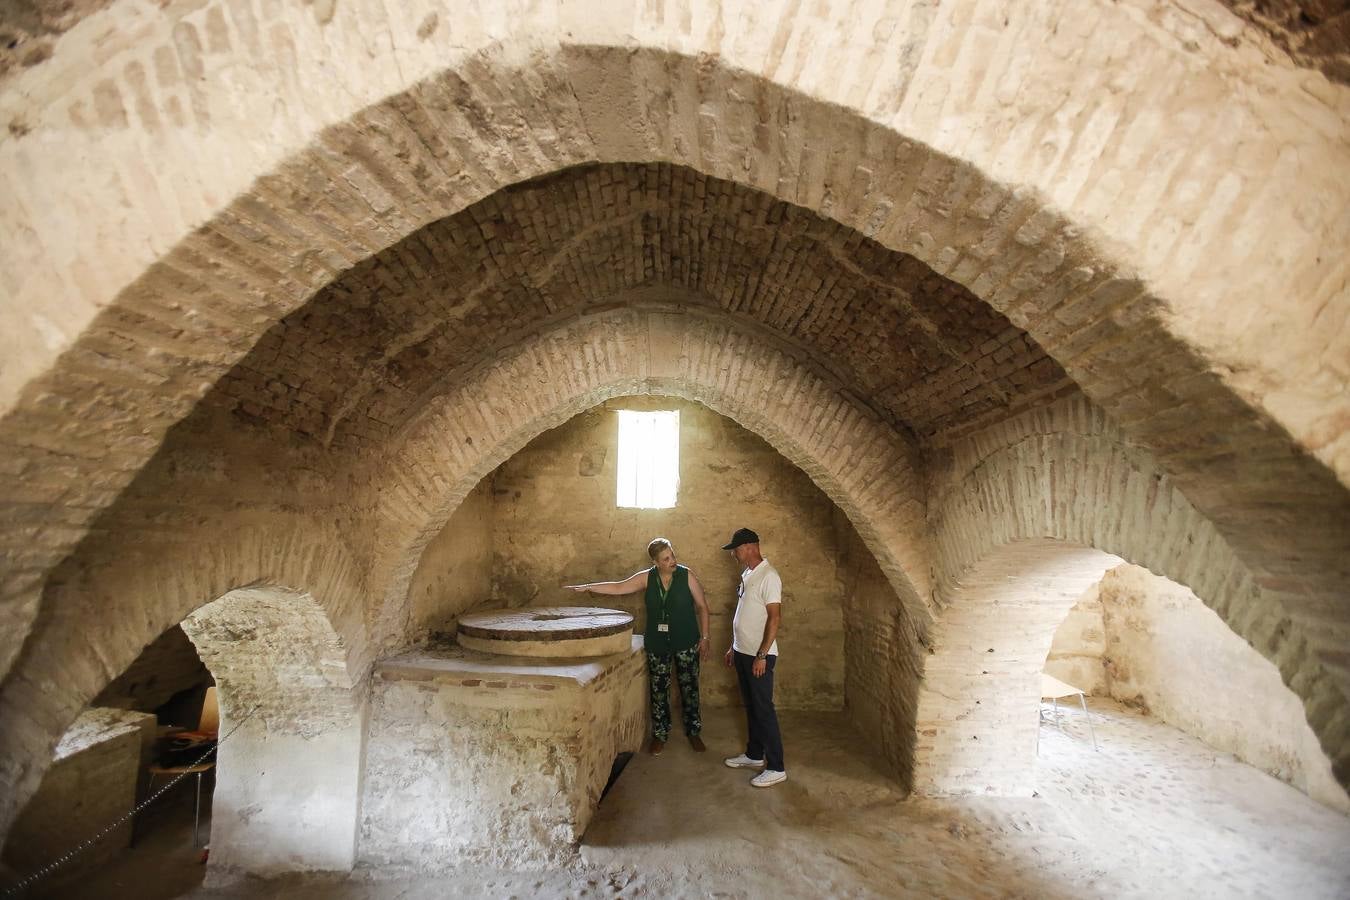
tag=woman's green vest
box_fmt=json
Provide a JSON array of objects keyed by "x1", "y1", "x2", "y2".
[{"x1": 643, "y1": 564, "x2": 699, "y2": 654}]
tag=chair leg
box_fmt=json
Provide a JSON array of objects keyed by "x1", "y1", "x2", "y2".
[
  {"x1": 1078, "y1": 692, "x2": 1099, "y2": 751},
  {"x1": 192, "y1": 772, "x2": 202, "y2": 848}
]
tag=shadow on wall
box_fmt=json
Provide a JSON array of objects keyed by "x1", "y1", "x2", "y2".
[
  {"x1": 1045, "y1": 565, "x2": 1350, "y2": 813},
  {"x1": 1, "y1": 625, "x2": 215, "y2": 890}
]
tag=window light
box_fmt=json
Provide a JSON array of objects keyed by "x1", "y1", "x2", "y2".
[{"x1": 616, "y1": 410, "x2": 680, "y2": 509}]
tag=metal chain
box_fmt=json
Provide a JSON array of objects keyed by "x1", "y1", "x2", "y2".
[{"x1": 3, "y1": 706, "x2": 258, "y2": 898}]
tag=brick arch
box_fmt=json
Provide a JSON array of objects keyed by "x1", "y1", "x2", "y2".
[
  {"x1": 182, "y1": 586, "x2": 361, "y2": 736},
  {"x1": 913, "y1": 538, "x2": 1122, "y2": 795},
  {"x1": 360, "y1": 307, "x2": 931, "y2": 655},
  {"x1": 180, "y1": 586, "x2": 366, "y2": 876},
  {"x1": 4, "y1": 9, "x2": 1348, "y2": 733},
  {"x1": 923, "y1": 414, "x2": 1348, "y2": 789},
  {"x1": 0, "y1": 518, "x2": 367, "y2": 845}
]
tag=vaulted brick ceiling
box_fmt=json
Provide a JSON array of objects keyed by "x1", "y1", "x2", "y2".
[
  {"x1": 208, "y1": 163, "x2": 1072, "y2": 448},
  {"x1": 1216, "y1": 0, "x2": 1350, "y2": 84}
]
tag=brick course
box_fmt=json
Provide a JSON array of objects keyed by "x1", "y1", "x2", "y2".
[{"x1": 1, "y1": 0, "x2": 1348, "y2": 854}]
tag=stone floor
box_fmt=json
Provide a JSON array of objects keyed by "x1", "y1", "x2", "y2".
[{"x1": 23, "y1": 700, "x2": 1350, "y2": 899}]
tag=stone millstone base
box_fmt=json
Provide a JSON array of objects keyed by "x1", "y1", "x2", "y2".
[
  {"x1": 457, "y1": 606, "x2": 634, "y2": 658},
  {"x1": 362, "y1": 640, "x2": 647, "y2": 869}
]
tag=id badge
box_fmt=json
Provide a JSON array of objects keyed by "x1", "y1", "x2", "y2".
[{"x1": 657, "y1": 623, "x2": 669, "y2": 632}]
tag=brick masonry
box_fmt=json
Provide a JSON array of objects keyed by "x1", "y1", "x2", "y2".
[
  {"x1": 2, "y1": 4, "x2": 1347, "y2": 704},
  {"x1": 1, "y1": 0, "x2": 1348, "y2": 852},
  {"x1": 921, "y1": 394, "x2": 1349, "y2": 794}
]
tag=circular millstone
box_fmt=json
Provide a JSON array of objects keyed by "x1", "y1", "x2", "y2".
[{"x1": 456, "y1": 607, "x2": 634, "y2": 658}]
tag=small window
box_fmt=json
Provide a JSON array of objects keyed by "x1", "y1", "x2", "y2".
[{"x1": 616, "y1": 410, "x2": 680, "y2": 509}]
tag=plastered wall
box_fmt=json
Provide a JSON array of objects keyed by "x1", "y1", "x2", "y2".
[
  {"x1": 408, "y1": 397, "x2": 920, "y2": 732},
  {"x1": 488, "y1": 397, "x2": 849, "y2": 712},
  {"x1": 407, "y1": 479, "x2": 494, "y2": 641},
  {"x1": 1045, "y1": 565, "x2": 1349, "y2": 813}
]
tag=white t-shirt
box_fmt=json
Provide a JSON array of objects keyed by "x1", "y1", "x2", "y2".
[{"x1": 732, "y1": 559, "x2": 782, "y2": 657}]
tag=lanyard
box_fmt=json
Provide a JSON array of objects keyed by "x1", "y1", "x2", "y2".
[{"x1": 656, "y1": 570, "x2": 673, "y2": 623}]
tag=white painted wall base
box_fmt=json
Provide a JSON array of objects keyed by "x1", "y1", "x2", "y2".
[{"x1": 204, "y1": 705, "x2": 367, "y2": 882}]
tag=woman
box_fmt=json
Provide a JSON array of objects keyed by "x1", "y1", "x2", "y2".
[{"x1": 567, "y1": 538, "x2": 710, "y2": 755}]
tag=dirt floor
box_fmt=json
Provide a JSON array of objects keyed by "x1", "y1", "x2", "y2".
[{"x1": 22, "y1": 700, "x2": 1350, "y2": 899}]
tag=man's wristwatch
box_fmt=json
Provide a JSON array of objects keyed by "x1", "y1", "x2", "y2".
[{"x1": 755, "y1": 653, "x2": 767, "y2": 660}]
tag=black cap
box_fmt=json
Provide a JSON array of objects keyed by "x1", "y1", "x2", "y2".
[{"x1": 721, "y1": 527, "x2": 760, "y2": 550}]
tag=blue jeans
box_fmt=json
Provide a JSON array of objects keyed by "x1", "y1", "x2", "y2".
[{"x1": 733, "y1": 651, "x2": 784, "y2": 771}]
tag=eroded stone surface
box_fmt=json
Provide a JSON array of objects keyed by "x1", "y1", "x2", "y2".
[
  {"x1": 2, "y1": 707, "x2": 152, "y2": 876},
  {"x1": 456, "y1": 607, "x2": 634, "y2": 658},
  {"x1": 360, "y1": 641, "x2": 645, "y2": 869}
]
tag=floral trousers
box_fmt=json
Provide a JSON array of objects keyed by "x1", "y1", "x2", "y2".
[{"x1": 646, "y1": 645, "x2": 702, "y2": 740}]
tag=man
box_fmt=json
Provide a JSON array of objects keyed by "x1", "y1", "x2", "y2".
[{"x1": 721, "y1": 527, "x2": 786, "y2": 787}]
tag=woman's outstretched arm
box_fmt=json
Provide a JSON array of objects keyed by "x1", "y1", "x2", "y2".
[{"x1": 564, "y1": 570, "x2": 649, "y2": 595}]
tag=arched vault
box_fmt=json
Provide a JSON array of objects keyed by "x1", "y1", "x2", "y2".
[
  {"x1": 2, "y1": 0, "x2": 1349, "y2": 840},
  {"x1": 2, "y1": 12, "x2": 1347, "y2": 706}
]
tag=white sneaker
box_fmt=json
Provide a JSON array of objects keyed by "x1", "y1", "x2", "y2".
[
  {"x1": 724, "y1": 753, "x2": 766, "y2": 769},
  {"x1": 750, "y1": 769, "x2": 787, "y2": 788}
]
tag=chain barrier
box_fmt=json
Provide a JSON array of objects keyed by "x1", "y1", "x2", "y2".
[{"x1": 3, "y1": 706, "x2": 258, "y2": 899}]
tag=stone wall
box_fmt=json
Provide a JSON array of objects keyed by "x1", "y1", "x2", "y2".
[
  {"x1": 2, "y1": 708, "x2": 154, "y2": 876},
  {"x1": 360, "y1": 642, "x2": 646, "y2": 869},
  {"x1": 1045, "y1": 564, "x2": 1349, "y2": 813},
  {"x1": 407, "y1": 479, "x2": 494, "y2": 642},
  {"x1": 1043, "y1": 585, "x2": 1109, "y2": 696},
  {"x1": 486, "y1": 396, "x2": 848, "y2": 711}
]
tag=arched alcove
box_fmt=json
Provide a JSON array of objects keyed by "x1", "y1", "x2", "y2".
[
  {"x1": 365, "y1": 307, "x2": 932, "y2": 655},
  {"x1": 0, "y1": 519, "x2": 367, "y2": 850},
  {"x1": 398, "y1": 393, "x2": 925, "y2": 775},
  {"x1": 913, "y1": 538, "x2": 1123, "y2": 795},
  {"x1": 926, "y1": 396, "x2": 1350, "y2": 786},
  {"x1": 1043, "y1": 564, "x2": 1349, "y2": 813},
  {"x1": 354, "y1": 391, "x2": 927, "y2": 867}
]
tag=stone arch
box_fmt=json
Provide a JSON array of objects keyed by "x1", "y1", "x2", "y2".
[
  {"x1": 0, "y1": 519, "x2": 366, "y2": 845},
  {"x1": 180, "y1": 585, "x2": 366, "y2": 877},
  {"x1": 920, "y1": 406, "x2": 1348, "y2": 790},
  {"x1": 913, "y1": 538, "x2": 1121, "y2": 795},
  {"x1": 360, "y1": 306, "x2": 931, "y2": 656},
  {"x1": 4, "y1": 8, "x2": 1347, "y2": 730}
]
